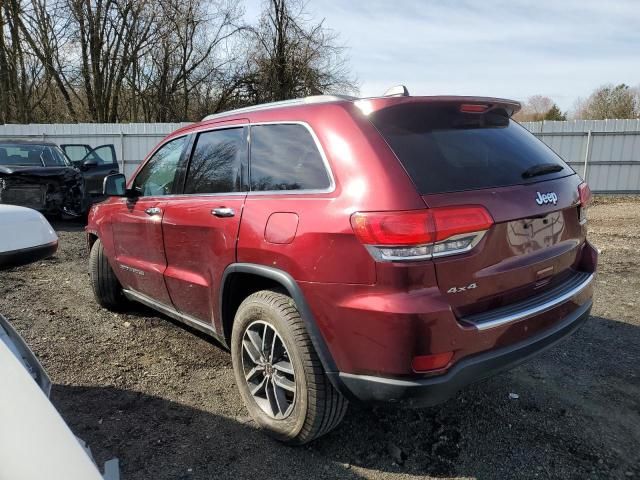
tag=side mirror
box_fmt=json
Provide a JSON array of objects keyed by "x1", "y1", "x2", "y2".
[
  {"x1": 81, "y1": 158, "x2": 99, "y2": 170},
  {"x1": 103, "y1": 173, "x2": 127, "y2": 196},
  {"x1": 0, "y1": 206, "x2": 58, "y2": 270}
]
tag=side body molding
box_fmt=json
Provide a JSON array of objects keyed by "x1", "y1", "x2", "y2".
[{"x1": 219, "y1": 263, "x2": 338, "y2": 376}]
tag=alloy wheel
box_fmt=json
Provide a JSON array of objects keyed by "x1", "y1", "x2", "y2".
[{"x1": 241, "y1": 321, "x2": 297, "y2": 419}]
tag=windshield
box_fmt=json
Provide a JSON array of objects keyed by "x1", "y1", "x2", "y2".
[
  {"x1": 0, "y1": 144, "x2": 69, "y2": 167},
  {"x1": 0, "y1": 144, "x2": 46, "y2": 166},
  {"x1": 368, "y1": 103, "x2": 574, "y2": 194}
]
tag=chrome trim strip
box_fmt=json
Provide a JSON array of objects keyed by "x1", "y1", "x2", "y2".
[
  {"x1": 365, "y1": 244, "x2": 432, "y2": 262},
  {"x1": 133, "y1": 121, "x2": 336, "y2": 198},
  {"x1": 122, "y1": 289, "x2": 226, "y2": 343},
  {"x1": 365, "y1": 231, "x2": 488, "y2": 262},
  {"x1": 465, "y1": 273, "x2": 594, "y2": 331},
  {"x1": 431, "y1": 230, "x2": 488, "y2": 259}
]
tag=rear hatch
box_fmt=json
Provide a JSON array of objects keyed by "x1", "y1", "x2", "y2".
[{"x1": 367, "y1": 99, "x2": 588, "y2": 317}]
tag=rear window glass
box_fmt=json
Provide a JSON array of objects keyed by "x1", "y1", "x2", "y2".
[
  {"x1": 368, "y1": 104, "x2": 572, "y2": 194},
  {"x1": 249, "y1": 124, "x2": 331, "y2": 191}
]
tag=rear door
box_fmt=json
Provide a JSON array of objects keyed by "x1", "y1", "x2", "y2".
[
  {"x1": 111, "y1": 136, "x2": 188, "y2": 304},
  {"x1": 162, "y1": 124, "x2": 248, "y2": 330},
  {"x1": 368, "y1": 102, "x2": 586, "y2": 316}
]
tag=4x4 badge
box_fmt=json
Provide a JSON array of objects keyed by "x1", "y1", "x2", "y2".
[
  {"x1": 447, "y1": 282, "x2": 478, "y2": 294},
  {"x1": 535, "y1": 191, "x2": 558, "y2": 205}
]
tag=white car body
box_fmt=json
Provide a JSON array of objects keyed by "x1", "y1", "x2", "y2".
[
  {"x1": 0, "y1": 316, "x2": 107, "y2": 480},
  {"x1": 0, "y1": 205, "x2": 58, "y2": 268},
  {"x1": 0, "y1": 205, "x2": 118, "y2": 480}
]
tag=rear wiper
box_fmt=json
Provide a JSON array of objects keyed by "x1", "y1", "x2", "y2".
[{"x1": 522, "y1": 163, "x2": 564, "y2": 179}]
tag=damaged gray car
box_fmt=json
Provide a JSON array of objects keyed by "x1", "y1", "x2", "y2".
[{"x1": 0, "y1": 140, "x2": 86, "y2": 217}]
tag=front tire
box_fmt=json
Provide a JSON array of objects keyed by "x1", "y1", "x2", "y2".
[
  {"x1": 89, "y1": 238, "x2": 125, "y2": 310},
  {"x1": 231, "y1": 290, "x2": 347, "y2": 444}
]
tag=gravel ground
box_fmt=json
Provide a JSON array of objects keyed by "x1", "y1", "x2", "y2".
[{"x1": 1, "y1": 197, "x2": 639, "y2": 479}]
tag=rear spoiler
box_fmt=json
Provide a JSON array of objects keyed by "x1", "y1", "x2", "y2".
[{"x1": 355, "y1": 96, "x2": 522, "y2": 118}]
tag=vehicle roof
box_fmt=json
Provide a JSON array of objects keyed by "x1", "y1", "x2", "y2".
[
  {"x1": 0, "y1": 139, "x2": 59, "y2": 147},
  {"x1": 187, "y1": 94, "x2": 521, "y2": 132}
]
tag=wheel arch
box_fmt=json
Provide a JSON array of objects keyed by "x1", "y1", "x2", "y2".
[
  {"x1": 86, "y1": 231, "x2": 99, "y2": 253},
  {"x1": 219, "y1": 263, "x2": 338, "y2": 377}
]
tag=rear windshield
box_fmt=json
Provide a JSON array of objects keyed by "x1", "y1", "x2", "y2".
[{"x1": 368, "y1": 103, "x2": 573, "y2": 194}]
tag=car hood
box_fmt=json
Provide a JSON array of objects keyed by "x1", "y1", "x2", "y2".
[{"x1": 0, "y1": 165, "x2": 79, "y2": 177}]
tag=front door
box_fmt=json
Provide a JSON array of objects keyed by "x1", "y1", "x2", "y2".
[
  {"x1": 62, "y1": 144, "x2": 119, "y2": 199},
  {"x1": 161, "y1": 125, "x2": 248, "y2": 331},
  {"x1": 112, "y1": 198, "x2": 171, "y2": 303},
  {"x1": 111, "y1": 135, "x2": 189, "y2": 305}
]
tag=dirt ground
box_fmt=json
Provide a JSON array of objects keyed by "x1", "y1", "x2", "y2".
[{"x1": 1, "y1": 197, "x2": 639, "y2": 480}]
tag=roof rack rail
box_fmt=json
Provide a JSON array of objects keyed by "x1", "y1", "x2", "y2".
[{"x1": 202, "y1": 94, "x2": 358, "y2": 121}]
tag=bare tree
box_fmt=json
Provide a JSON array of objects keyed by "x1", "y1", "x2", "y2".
[
  {"x1": 133, "y1": 0, "x2": 243, "y2": 122},
  {"x1": 243, "y1": 0, "x2": 357, "y2": 103},
  {"x1": 514, "y1": 95, "x2": 555, "y2": 122},
  {"x1": 6, "y1": 0, "x2": 80, "y2": 121},
  {"x1": 0, "y1": 0, "x2": 358, "y2": 123},
  {"x1": 66, "y1": 0, "x2": 158, "y2": 122}
]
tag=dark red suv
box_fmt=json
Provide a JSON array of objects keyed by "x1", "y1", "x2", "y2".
[{"x1": 87, "y1": 92, "x2": 597, "y2": 444}]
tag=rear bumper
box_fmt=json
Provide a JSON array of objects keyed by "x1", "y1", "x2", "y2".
[{"x1": 329, "y1": 299, "x2": 591, "y2": 406}]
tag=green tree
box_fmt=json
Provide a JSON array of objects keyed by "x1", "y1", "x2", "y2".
[{"x1": 544, "y1": 104, "x2": 567, "y2": 121}]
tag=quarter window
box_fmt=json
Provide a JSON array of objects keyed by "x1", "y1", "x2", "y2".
[
  {"x1": 133, "y1": 136, "x2": 186, "y2": 196},
  {"x1": 184, "y1": 127, "x2": 246, "y2": 194},
  {"x1": 249, "y1": 124, "x2": 331, "y2": 191}
]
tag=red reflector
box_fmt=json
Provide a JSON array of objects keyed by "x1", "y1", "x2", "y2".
[
  {"x1": 350, "y1": 210, "x2": 435, "y2": 245},
  {"x1": 460, "y1": 104, "x2": 489, "y2": 113},
  {"x1": 578, "y1": 182, "x2": 592, "y2": 206},
  {"x1": 432, "y1": 206, "x2": 494, "y2": 242},
  {"x1": 412, "y1": 352, "x2": 454, "y2": 372}
]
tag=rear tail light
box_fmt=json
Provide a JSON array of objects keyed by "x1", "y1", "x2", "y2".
[
  {"x1": 578, "y1": 182, "x2": 591, "y2": 225},
  {"x1": 578, "y1": 182, "x2": 592, "y2": 206},
  {"x1": 351, "y1": 206, "x2": 493, "y2": 261}
]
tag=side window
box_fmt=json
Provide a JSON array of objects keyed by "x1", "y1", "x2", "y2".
[
  {"x1": 249, "y1": 124, "x2": 331, "y2": 191},
  {"x1": 184, "y1": 127, "x2": 246, "y2": 194},
  {"x1": 62, "y1": 145, "x2": 90, "y2": 163},
  {"x1": 88, "y1": 145, "x2": 117, "y2": 165},
  {"x1": 133, "y1": 136, "x2": 186, "y2": 196}
]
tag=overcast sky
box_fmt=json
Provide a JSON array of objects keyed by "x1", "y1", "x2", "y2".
[{"x1": 243, "y1": 0, "x2": 640, "y2": 111}]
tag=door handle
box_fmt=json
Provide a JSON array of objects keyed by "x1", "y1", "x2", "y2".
[
  {"x1": 212, "y1": 207, "x2": 235, "y2": 218},
  {"x1": 145, "y1": 207, "x2": 162, "y2": 216}
]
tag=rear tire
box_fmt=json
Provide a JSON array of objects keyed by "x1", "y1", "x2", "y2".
[
  {"x1": 89, "y1": 238, "x2": 125, "y2": 310},
  {"x1": 231, "y1": 290, "x2": 347, "y2": 445}
]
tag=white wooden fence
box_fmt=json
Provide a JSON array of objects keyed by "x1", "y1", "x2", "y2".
[{"x1": 2, "y1": 119, "x2": 640, "y2": 192}]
